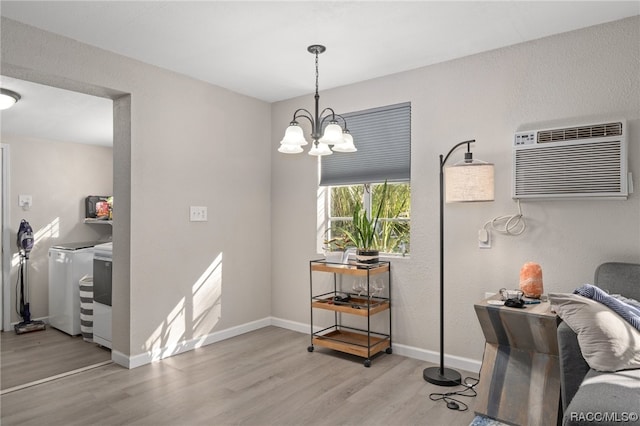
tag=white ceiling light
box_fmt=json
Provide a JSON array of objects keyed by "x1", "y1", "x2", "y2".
[
  {"x1": 0, "y1": 88, "x2": 21, "y2": 110},
  {"x1": 278, "y1": 45, "x2": 357, "y2": 157}
]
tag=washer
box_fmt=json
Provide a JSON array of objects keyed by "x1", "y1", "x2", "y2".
[{"x1": 48, "y1": 241, "x2": 100, "y2": 335}]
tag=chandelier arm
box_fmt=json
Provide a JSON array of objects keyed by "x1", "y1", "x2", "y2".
[
  {"x1": 292, "y1": 108, "x2": 314, "y2": 122},
  {"x1": 293, "y1": 112, "x2": 315, "y2": 133},
  {"x1": 319, "y1": 113, "x2": 352, "y2": 136},
  {"x1": 292, "y1": 109, "x2": 319, "y2": 145},
  {"x1": 319, "y1": 108, "x2": 338, "y2": 127},
  {"x1": 318, "y1": 115, "x2": 332, "y2": 129},
  {"x1": 319, "y1": 107, "x2": 336, "y2": 119},
  {"x1": 333, "y1": 114, "x2": 350, "y2": 131}
]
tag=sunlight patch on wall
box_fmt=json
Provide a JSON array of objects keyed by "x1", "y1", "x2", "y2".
[
  {"x1": 144, "y1": 296, "x2": 186, "y2": 361},
  {"x1": 192, "y1": 252, "x2": 222, "y2": 336},
  {"x1": 142, "y1": 252, "x2": 223, "y2": 361},
  {"x1": 11, "y1": 217, "x2": 60, "y2": 268},
  {"x1": 34, "y1": 217, "x2": 60, "y2": 241}
]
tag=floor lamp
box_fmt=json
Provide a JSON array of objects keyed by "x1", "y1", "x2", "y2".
[{"x1": 423, "y1": 139, "x2": 494, "y2": 386}]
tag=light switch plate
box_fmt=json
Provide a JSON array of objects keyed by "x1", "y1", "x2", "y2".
[
  {"x1": 19, "y1": 194, "x2": 32, "y2": 209},
  {"x1": 190, "y1": 206, "x2": 207, "y2": 222}
]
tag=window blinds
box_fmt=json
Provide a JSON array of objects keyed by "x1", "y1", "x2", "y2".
[{"x1": 320, "y1": 102, "x2": 411, "y2": 186}]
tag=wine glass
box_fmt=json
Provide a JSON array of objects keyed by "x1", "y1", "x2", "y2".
[
  {"x1": 372, "y1": 278, "x2": 385, "y2": 298},
  {"x1": 352, "y1": 278, "x2": 365, "y2": 297}
]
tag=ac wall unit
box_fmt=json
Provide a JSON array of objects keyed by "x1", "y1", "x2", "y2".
[{"x1": 513, "y1": 120, "x2": 629, "y2": 200}]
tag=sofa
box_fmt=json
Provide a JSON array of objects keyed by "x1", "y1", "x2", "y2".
[{"x1": 555, "y1": 262, "x2": 640, "y2": 426}]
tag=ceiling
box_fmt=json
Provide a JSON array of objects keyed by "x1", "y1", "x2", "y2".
[
  {"x1": 0, "y1": 75, "x2": 114, "y2": 146},
  {"x1": 1, "y1": 1, "x2": 638, "y2": 147}
]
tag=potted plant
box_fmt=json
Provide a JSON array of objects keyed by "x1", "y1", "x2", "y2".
[
  {"x1": 322, "y1": 233, "x2": 350, "y2": 263},
  {"x1": 342, "y1": 181, "x2": 389, "y2": 264}
]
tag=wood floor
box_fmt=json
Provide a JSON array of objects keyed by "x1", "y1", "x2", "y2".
[
  {"x1": 1, "y1": 327, "x2": 112, "y2": 390},
  {"x1": 1, "y1": 326, "x2": 478, "y2": 426}
]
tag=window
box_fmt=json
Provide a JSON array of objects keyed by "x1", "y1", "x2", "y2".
[
  {"x1": 319, "y1": 102, "x2": 411, "y2": 256},
  {"x1": 326, "y1": 182, "x2": 411, "y2": 255}
]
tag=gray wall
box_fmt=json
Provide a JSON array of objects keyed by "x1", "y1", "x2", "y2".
[
  {"x1": 2, "y1": 15, "x2": 638, "y2": 369},
  {"x1": 1, "y1": 17, "x2": 272, "y2": 364},
  {"x1": 271, "y1": 16, "x2": 640, "y2": 366},
  {"x1": 7, "y1": 135, "x2": 113, "y2": 324}
]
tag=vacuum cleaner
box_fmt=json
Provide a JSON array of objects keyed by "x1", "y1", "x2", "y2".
[{"x1": 14, "y1": 219, "x2": 46, "y2": 334}]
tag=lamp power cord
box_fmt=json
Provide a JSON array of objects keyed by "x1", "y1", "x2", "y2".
[{"x1": 428, "y1": 376, "x2": 480, "y2": 412}]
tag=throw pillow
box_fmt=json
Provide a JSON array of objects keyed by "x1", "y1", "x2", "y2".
[{"x1": 550, "y1": 292, "x2": 640, "y2": 372}]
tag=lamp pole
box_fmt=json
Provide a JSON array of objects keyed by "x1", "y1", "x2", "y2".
[{"x1": 423, "y1": 139, "x2": 475, "y2": 387}]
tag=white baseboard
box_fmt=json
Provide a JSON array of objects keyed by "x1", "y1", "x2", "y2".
[
  {"x1": 113, "y1": 317, "x2": 272, "y2": 369},
  {"x1": 390, "y1": 342, "x2": 481, "y2": 374},
  {"x1": 9, "y1": 316, "x2": 49, "y2": 327},
  {"x1": 112, "y1": 316, "x2": 481, "y2": 374},
  {"x1": 111, "y1": 349, "x2": 131, "y2": 369},
  {"x1": 272, "y1": 317, "x2": 482, "y2": 374},
  {"x1": 269, "y1": 317, "x2": 325, "y2": 334}
]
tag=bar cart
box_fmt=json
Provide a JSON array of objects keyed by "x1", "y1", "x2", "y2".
[{"x1": 307, "y1": 259, "x2": 392, "y2": 367}]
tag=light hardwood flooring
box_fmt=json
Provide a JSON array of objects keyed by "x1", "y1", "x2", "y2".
[
  {"x1": 1, "y1": 326, "x2": 478, "y2": 426},
  {"x1": 1, "y1": 327, "x2": 112, "y2": 390}
]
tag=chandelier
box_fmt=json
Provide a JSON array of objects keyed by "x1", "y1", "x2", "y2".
[{"x1": 278, "y1": 45, "x2": 357, "y2": 156}]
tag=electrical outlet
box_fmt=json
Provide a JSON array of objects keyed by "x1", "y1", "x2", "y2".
[
  {"x1": 189, "y1": 206, "x2": 207, "y2": 222},
  {"x1": 478, "y1": 229, "x2": 491, "y2": 249}
]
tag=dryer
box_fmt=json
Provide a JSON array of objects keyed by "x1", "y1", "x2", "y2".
[{"x1": 93, "y1": 242, "x2": 112, "y2": 348}]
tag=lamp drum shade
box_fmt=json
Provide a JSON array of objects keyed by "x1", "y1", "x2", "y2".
[{"x1": 444, "y1": 163, "x2": 495, "y2": 203}]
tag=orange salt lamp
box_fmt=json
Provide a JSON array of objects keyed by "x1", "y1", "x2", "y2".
[{"x1": 520, "y1": 262, "x2": 543, "y2": 299}]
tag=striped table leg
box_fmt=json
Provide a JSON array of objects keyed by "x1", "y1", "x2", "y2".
[{"x1": 474, "y1": 300, "x2": 561, "y2": 426}]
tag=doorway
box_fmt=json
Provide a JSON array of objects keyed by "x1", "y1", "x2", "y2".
[
  {"x1": 0, "y1": 74, "x2": 129, "y2": 390},
  {"x1": 1, "y1": 144, "x2": 8, "y2": 332}
]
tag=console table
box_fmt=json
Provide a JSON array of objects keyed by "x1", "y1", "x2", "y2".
[{"x1": 474, "y1": 296, "x2": 561, "y2": 426}]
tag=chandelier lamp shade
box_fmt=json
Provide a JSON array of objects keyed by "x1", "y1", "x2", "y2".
[
  {"x1": 423, "y1": 139, "x2": 494, "y2": 387},
  {"x1": 278, "y1": 45, "x2": 357, "y2": 156},
  {"x1": 0, "y1": 88, "x2": 21, "y2": 110}
]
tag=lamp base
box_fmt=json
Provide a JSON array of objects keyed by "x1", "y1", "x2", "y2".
[{"x1": 423, "y1": 366, "x2": 462, "y2": 387}]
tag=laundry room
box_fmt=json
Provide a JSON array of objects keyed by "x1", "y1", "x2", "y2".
[{"x1": 1, "y1": 76, "x2": 113, "y2": 389}]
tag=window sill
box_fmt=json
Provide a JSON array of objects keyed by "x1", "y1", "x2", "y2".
[{"x1": 316, "y1": 252, "x2": 410, "y2": 261}]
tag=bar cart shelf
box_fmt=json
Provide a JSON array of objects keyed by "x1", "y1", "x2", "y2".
[{"x1": 307, "y1": 259, "x2": 392, "y2": 367}]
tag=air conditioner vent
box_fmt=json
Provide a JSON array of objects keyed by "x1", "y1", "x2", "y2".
[
  {"x1": 513, "y1": 119, "x2": 628, "y2": 200},
  {"x1": 515, "y1": 141, "x2": 622, "y2": 196},
  {"x1": 537, "y1": 122, "x2": 622, "y2": 143}
]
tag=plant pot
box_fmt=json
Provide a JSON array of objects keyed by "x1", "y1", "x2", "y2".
[
  {"x1": 324, "y1": 251, "x2": 344, "y2": 264},
  {"x1": 356, "y1": 249, "x2": 379, "y2": 265}
]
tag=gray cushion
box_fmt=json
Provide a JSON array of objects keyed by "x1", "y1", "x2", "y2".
[
  {"x1": 563, "y1": 368, "x2": 640, "y2": 426},
  {"x1": 594, "y1": 262, "x2": 640, "y2": 301},
  {"x1": 558, "y1": 321, "x2": 590, "y2": 411},
  {"x1": 559, "y1": 262, "x2": 640, "y2": 425},
  {"x1": 550, "y1": 293, "x2": 640, "y2": 372}
]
